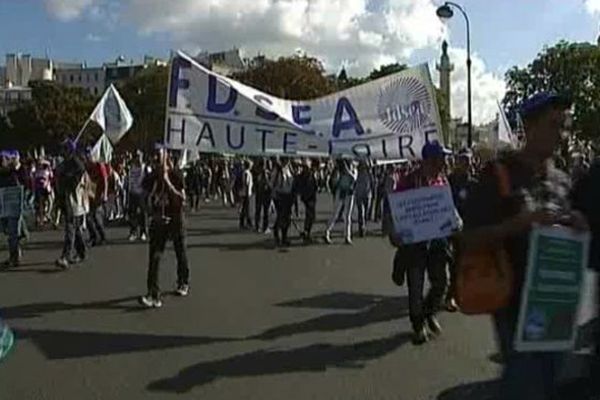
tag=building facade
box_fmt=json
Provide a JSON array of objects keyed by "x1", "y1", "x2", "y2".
[
  {"x1": 55, "y1": 66, "x2": 105, "y2": 96},
  {"x1": 4, "y1": 53, "x2": 53, "y2": 87}
]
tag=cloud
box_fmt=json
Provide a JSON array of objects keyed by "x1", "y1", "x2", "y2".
[
  {"x1": 432, "y1": 47, "x2": 506, "y2": 125},
  {"x1": 41, "y1": 0, "x2": 506, "y2": 125},
  {"x1": 584, "y1": 0, "x2": 600, "y2": 14},
  {"x1": 85, "y1": 33, "x2": 104, "y2": 42},
  {"x1": 44, "y1": 0, "x2": 95, "y2": 21}
]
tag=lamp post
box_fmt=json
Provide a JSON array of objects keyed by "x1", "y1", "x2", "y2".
[{"x1": 437, "y1": 1, "x2": 472, "y2": 148}]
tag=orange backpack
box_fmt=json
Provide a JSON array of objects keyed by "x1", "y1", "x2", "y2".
[{"x1": 456, "y1": 163, "x2": 514, "y2": 315}]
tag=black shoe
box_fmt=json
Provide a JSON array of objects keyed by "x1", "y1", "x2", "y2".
[
  {"x1": 426, "y1": 316, "x2": 442, "y2": 336},
  {"x1": 412, "y1": 326, "x2": 430, "y2": 345},
  {"x1": 281, "y1": 239, "x2": 291, "y2": 247}
]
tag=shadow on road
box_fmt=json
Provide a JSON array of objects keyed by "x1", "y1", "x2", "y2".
[
  {"x1": 1, "y1": 296, "x2": 148, "y2": 320},
  {"x1": 248, "y1": 293, "x2": 409, "y2": 341},
  {"x1": 436, "y1": 380, "x2": 500, "y2": 400},
  {"x1": 147, "y1": 332, "x2": 412, "y2": 393},
  {"x1": 13, "y1": 328, "x2": 236, "y2": 360}
]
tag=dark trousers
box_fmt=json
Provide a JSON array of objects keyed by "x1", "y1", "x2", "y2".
[
  {"x1": 62, "y1": 215, "x2": 86, "y2": 261},
  {"x1": 494, "y1": 307, "x2": 562, "y2": 400},
  {"x1": 254, "y1": 191, "x2": 271, "y2": 232},
  {"x1": 302, "y1": 197, "x2": 316, "y2": 237},
  {"x1": 87, "y1": 205, "x2": 106, "y2": 244},
  {"x1": 128, "y1": 192, "x2": 148, "y2": 236},
  {"x1": 239, "y1": 195, "x2": 252, "y2": 228},
  {"x1": 402, "y1": 241, "x2": 448, "y2": 330},
  {"x1": 274, "y1": 193, "x2": 293, "y2": 243},
  {"x1": 190, "y1": 190, "x2": 201, "y2": 211},
  {"x1": 146, "y1": 219, "x2": 189, "y2": 298}
]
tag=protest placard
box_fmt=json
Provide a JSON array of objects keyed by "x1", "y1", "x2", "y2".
[
  {"x1": 0, "y1": 186, "x2": 24, "y2": 218},
  {"x1": 515, "y1": 226, "x2": 591, "y2": 352},
  {"x1": 387, "y1": 185, "x2": 459, "y2": 244}
]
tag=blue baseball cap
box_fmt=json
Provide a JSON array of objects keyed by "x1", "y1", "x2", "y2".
[
  {"x1": 519, "y1": 92, "x2": 571, "y2": 119},
  {"x1": 422, "y1": 140, "x2": 452, "y2": 160}
]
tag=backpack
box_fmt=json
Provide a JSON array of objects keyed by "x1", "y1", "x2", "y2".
[{"x1": 456, "y1": 163, "x2": 514, "y2": 315}]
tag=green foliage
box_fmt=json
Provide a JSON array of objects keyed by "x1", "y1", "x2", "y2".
[
  {"x1": 1, "y1": 81, "x2": 97, "y2": 151},
  {"x1": 232, "y1": 55, "x2": 337, "y2": 99},
  {"x1": 503, "y1": 40, "x2": 600, "y2": 142},
  {"x1": 118, "y1": 65, "x2": 169, "y2": 151}
]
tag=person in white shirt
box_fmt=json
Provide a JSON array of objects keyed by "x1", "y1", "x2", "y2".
[
  {"x1": 271, "y1": 158, "x2": 294, "y2": 247},
  {"x1": 324, "y1": 159, "x2": 357, "y2": 245},
  {"x1": 238, "y1": 160, "x2": 254, "y2": 229},
  {"x1": 127, "y1": 152, "x2": 149, "y2": 241}
]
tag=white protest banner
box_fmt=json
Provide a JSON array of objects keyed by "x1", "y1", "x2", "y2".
[
  {"x1": 515, "y1": 226, "x2": 590, "y2": 352},
  {"x1": 387, "y1": 185, "x2": 459, "y2": 244},
  {"x1": 0, "y1": 186, "x2": 24, "y2": 218},
  {"x1": 164, "y1": 51, "x2": 443, "y2": 160},
  {"x1": 89, "y1": 84, "x2": 134, "y2": 144}
]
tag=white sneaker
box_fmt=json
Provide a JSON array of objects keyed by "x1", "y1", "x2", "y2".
[
  {"x1": 264, "y1": 228, "x2": 272, "y2": 235},
  {"x1": 128, "y1": 234, "x2": 137, "y2": 242},
  {"x1": 175, "y1": 284, "x2": 189, "y2": 297},
  {"x1": 139, "y1": 295, "x2": 162, "y2": 308},
  {"x1": 140, "y1": 233, "x2": 148, "y2": 242}
]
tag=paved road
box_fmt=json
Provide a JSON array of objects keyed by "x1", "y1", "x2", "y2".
[{"x1": 0, "y1": 197, "x2": 501, "y2": 400}]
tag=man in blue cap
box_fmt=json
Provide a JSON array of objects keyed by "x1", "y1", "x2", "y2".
[
  {"x1": 388, "y1": 140, "x2": 452, "y2": 344},
  {"x1": 463, "y1": 92, "x2": 588, "y2": 399}
]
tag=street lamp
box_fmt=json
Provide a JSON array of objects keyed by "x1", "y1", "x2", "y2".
[{"x1": 437, "y1": 1, "x2": 472, "y2": 148}]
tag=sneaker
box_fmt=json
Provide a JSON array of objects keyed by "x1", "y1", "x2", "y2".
[
  {"x1": 0, "y1": 259, "x2": 14, "y2": 270},
  {"x1": 426, "y1": 316, "x2": 442, "y2": 336},
  {"x1": 281, "y1": 239, "x2": 291, "y2": 247},
  {"x1": 445, "y1": 298, "x2": 459, "y2": 313},
  {"x1": 175, "y1": 284, "x2": 190, "y2": 297},
  {"x1": 139, "y1": 295, "x2": 163, "y2": 308},
  {"x1": 344, "y1": 237, "x2": 353, "y2": 245},
  {"x1": 55, "y1": 258, "x2": 69, "y2": 270},
  {"x1": 140, "y1": 233, "x2": 148, "y2": 242},
  {"x1": 412, "y1": 326, "x2": 430, "y2": 345},
  {"x1": 128, "y1": 234, "x2": 137, "y2": 242},
  {"x1": 323, "y1": 233, "x2": 333, "y2": 245},
  {"x1": 264, "y1": 228, "x2": 272, "y2": 235}
]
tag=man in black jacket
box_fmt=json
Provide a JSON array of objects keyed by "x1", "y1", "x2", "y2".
[{"x1": 294, "y1": 159, "x2": 319, "y2": 244}]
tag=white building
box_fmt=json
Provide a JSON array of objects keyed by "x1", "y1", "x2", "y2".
[
  {"x1": 55, "y1": 65, "x2": 105, "y2": 96},
  {"x1": 195, "y1": 48, "x2": 247, "y2": 76},
  {"x1": 0, "y1": 84, "x2": 32, "y2": 117},
  {"x1": 4, "y1": 53, "x2": 53, "y2": 87}
]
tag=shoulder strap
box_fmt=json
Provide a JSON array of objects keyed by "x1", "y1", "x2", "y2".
[{"x1": 494, "y1": 163, "x2": 511, "y2": 198}]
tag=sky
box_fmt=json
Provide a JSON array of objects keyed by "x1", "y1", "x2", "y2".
[{"x1": 1, "y1": 0, "x2": 600, "y2": 125}]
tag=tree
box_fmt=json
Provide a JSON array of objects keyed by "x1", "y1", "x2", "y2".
[
  {"x1": 503, "y1": 40, "x2": 600, "y2": 142},
  {"x1": 231, "y1": 55, "x2": 337, "y2": 99},
  {"x1": 367, "y1": 63, "x2": 408, "y2": 81},
  {"x1": 118, "y1": 65, "x2": 169, "y2": 151},
  {"x1": 1, "y1": 81, "x2": 98, "y2": 151}
]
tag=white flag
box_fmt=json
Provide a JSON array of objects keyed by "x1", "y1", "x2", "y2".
[
  {"x1": 91, "y1": 134, "x2": 114, "y2": 163},
  {"x1": 497, "y1": 101, "x2": 516, "y2": 149},
  {"x1": 90, "y1": 84, "x2": 133, "y2": 144}
]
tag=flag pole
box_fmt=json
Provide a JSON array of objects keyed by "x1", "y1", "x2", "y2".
[{"x1": 75, "y1": 118, "x2": 92, "y2": 142}]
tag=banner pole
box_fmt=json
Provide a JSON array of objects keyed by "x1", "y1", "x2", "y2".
[{"x1": 74, "y1": 118, "x2": 92, "y2": 143}]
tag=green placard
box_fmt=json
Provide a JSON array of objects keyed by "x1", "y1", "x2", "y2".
[{"x1": 515, "y1": 226, "x2": 590, "y2": 352}]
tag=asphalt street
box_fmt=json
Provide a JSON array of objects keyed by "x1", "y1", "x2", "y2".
[{"x1": 0, "y1": 196, "x2": 503, "y2": 400}]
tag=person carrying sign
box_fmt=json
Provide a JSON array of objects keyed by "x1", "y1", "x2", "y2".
[
  {"x1": 388, "y1": 141, "x2": 452, "y2": 345},
  {"x1": 462, "y1": 92, "x2": 588, "y2": 399}
]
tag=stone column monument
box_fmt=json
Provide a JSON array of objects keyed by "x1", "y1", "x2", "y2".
[{"x1": 436, "y1": 41, "x2": 454, "y2": 146}]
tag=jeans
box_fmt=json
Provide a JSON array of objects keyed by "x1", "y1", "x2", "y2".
[
  {"x1": 147, "y1": 219, "x2": 189, "y2": 298},
  {"x1": 274, "y1": 193, "x2": 293, "y2": 243},
  {"x1": 326, "y1": 195, "x2": 354, "y2": 240},
  {"x1": 494, "y1": 307, "x2": 562, "y2": 400},
  {"x1": 302, "y1": 197, "x2": 316, "y2": 237},
  {"x1": 87, "y1": 205, "x2": 106, "y2": 243},
  {"x1": 1, "y1": 217, "x2": 20, "y2": 262},
  {"x1": 402, "y1": 241, "x2": 448, "y2": 330},
  {"x1": 62, "y1": 215, "x2": 86, "y2": 261},
  {"x1": 239, "y1": 195, "x2": 252, "y2": 228},
  {"x1": 254, "y1": 190, "x2": 271, "y2": 232},
  {"x1": 128, "y1": 192, "x2": 148, "y2": 236},
  {"x1": 355, "y1": 195, "x2": 371, "y2": 233}
]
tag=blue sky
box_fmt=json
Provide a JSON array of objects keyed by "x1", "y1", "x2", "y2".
[{"x1": 1, "y1": 0, "x2": 599, "y2": 123}]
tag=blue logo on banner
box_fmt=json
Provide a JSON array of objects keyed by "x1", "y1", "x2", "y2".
[{"x1": 377, "y1": 77, "x2": 432, "y2": 134}]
